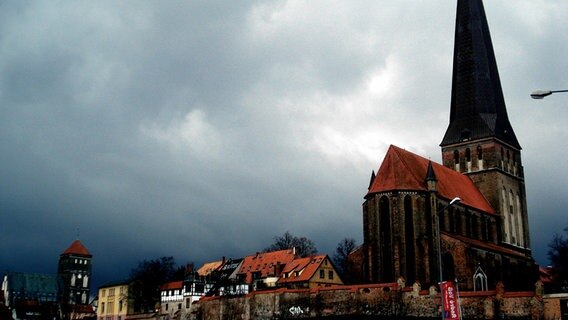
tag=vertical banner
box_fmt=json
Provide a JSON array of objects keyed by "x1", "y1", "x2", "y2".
[{"x1": 441, "y1": 281, "x2": 460, "y2": 320}]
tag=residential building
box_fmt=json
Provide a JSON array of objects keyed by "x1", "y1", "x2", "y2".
[
  {"x1": 278, "y1": 255, "x2": 343, "y2": 289},
  {"x1": 236, "y1": 249, "x2": 296, "y2": 291},
  {"x1": 208, "y1": 258, "x2": 247, "y2": 296},
  {"x1": 97, "y1": 280, "x2": 131, "y2": 320},
  {"x1": 159, "y1": 281, "x2": 183, "y2": 320},
  {"x1": 1, "y1": 272, "x2": 59, "y2": 320},
  {"x1": 361, "y1": 0, "x2": 537, "y2": 291}
]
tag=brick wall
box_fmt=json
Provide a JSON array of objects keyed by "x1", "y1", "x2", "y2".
[{"x1": 189, "y1": 281, "x2": 545, "y2": 320}]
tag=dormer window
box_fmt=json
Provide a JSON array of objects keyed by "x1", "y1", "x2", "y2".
[{"x1": 460, "y1": 129, "x2": 471, "y2": 141}]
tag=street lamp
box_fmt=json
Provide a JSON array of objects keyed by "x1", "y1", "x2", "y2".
[
  {"x1": 437, "y1": 196, "x2": 461, "y2": 320},
  {"x1": 530, "y1": 89, "x2": 568, "y2": 99}
]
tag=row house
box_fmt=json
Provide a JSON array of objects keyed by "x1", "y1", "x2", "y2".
[
  {"x1": 278, "y1": 255, "x2": 343, "y2": 289},
  {"x1": 97, "y1": 280, "x2": 131, "y2": 320}
]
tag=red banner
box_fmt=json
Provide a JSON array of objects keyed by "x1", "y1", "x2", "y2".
[{"x1": 440, "y1": 281, "x2": 460, "y2": 320}]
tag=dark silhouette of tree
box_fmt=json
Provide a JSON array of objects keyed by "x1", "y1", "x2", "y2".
[
  {"x1": 548, "y1": 226, "x2": 568, "y2": 292},
  {"x1": 128, "y1": 256, "x2": 185, "y2": 313},
  {"x1": 333, "y1": 238, "x2": 358, "y2": 282},
  {"x1": 265, "y1": 231, "x2": 317, "y2": 257}
]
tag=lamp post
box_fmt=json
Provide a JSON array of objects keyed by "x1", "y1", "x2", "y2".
[
  {"x1": 437, "y1": 196, "x2": 461, "y2": 320},
  {"x1": 530, "y1": 89, "x2": 568, "y2": 99}
]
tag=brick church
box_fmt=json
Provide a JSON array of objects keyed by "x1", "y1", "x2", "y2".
[{"x1": 362, "y1": 0, "x2": 537, "y2": 291}]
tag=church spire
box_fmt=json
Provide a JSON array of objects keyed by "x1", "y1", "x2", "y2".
[{"x1": 440, "y1": 0, "x2": 520, "y2": 149}]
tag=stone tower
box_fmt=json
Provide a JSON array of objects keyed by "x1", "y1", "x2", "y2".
[
  {"x1": 57, "y1": 239, "x2": 92, "y2": 305},
  {"x1": 440, "y1": 0, "x2": 531, "y2": 252}
]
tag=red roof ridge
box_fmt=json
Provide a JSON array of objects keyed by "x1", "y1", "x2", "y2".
[
  {"x1": 368, "y1": 145, "x2": 495, "y2": 214},
  {"x1": 160, "y1": 280, "x2": 184, "y2": 290},
  {"x1": 61, "y1": 239, "x2": 91, "y2": 257}
]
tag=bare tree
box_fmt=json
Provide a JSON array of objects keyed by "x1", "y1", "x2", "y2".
[
  {"x1": 265, "y1": 231, "x2": 317, "y2": 257},
  {"x1": 333, "y1": 238, "x2": 357, "y2": 282},
  {"x1": 548, "y1": 226, "x2": 568, "y2": 292},
  {"x1": 128, "y1": 256, "x2": 185, "y2": 313}
]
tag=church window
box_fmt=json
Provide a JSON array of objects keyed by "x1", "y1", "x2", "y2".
[
  {"x1": 71, "y1": 274, "x2": 76, "y2": 286},
  {"x1": 83, "y1": 275, "x2": 89, "y2": 287},
  {"x1": 502, "y1": 188, "x2": 510, "y2": 243},
  {"x1": 501, "y1": 147, "x2": 505, "y2": 169},
  {"x1": 453, "y1": 150, "x2": 460, "y2": 171},
  {"x1": 455, "y1": 210, "x2": 463, "y2": 235},
  {"x1": 466, "y1": 148, "x2": 472, "y2": 172},
  {"x1": 460, "y1": 129, "x2": 471, "y2": 141},
  {"x1": 448, "y1": 208, "x2": 456, "y2": 233},
  {"x1": 404, "y1": 196, "x2": 415, "y2": 283},
  {"x1": 516, "y1": 194, "x2": 524, "y2": 247},
  {"x1": 472, "y1": 215, "x2": 479, "y2": 240},
  {"x1": 473, "y1": 265, "x2": 488, "y2": 291},
  {"x1": 379, "y1": 196, "x2": 393, "y2": 281},
  {"x1": 477, "y1": 146, "x2": 484, "y2": 170},
  {"x1": 465, "y1": 211, "x2": 472, "y2": 237}
]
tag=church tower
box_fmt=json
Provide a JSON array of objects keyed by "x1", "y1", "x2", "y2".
[
  {"x1": 57, "y1": 239, "x2": 92, "y2": 305},
  {"x1": 440, "y1": 0, "x2": 531, "y2": 253}
]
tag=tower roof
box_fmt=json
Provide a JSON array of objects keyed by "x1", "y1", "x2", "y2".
[
  {"x1": 367, "y1": 145, "x2": 494, "y2": 214},
  {"x1": 441, "y1": 0, "x2": 520, "y2": 149},
  {"x1": 61, "y1": 239, "x2": 92, "y2": 257}
]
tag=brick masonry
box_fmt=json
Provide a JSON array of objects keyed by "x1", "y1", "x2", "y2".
[{"x1": 188, "y1": 281, "x2": 547, "y2": 320}]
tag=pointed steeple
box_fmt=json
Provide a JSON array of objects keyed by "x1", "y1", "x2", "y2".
[
  {"x1": 441, "y1": 0, "x2": 520, "y2": 149},
  {"x1": 368, "y1": 170, "x2": 376, "y2": 190},
  {"x1": 425, "y1": 161, "x2": 437, "y2": 192}
]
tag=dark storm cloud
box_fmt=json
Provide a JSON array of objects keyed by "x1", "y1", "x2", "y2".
[{"x1": 1, "y1": 0, "x2": 567, "y2": 288}]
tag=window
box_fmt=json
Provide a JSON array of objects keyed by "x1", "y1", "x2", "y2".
[
  {"x1": 165, "y1": 304, "x2": 168, "y2": 311},
  {"x1": 320, "y1": 270, "x2": 325, "y2": 279},
  {"x1": 328, "y1": 271, "x2": 334, "y2": 280},
  {"x1": 186, "y1": 298, "x2": 190, "y2": 309},
  {"x1": 109, "y1": 288, "x2": 115, "y2": 297},
  {"x1": 101, "y1": 289, "x2": 106, "y2": 297},
  {"x1": 178, "y1": 303, "x2": 181, "y2": 310},
  {"x1": 101, "y1": 302, "x2": 105, "y2": 313}
]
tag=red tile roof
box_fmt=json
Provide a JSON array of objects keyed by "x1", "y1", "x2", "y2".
[
  {"x1": 61, "y1": 239, "x2": 92, "y2": 257},
  {"x1": 237, "y1": 249, "x2": 296, "y2": 284},
  {"x1": 368, "y1": 145, "x2": 494, "y2": 214},
  {"x1": 160, "y1": 280, "x2": 183, "y2": 291},
  {"x1": 278, "y1": 255, "x2": 328, "y2": 284}
]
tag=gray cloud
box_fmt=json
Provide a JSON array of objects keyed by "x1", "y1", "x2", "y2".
[{"x1": 1, "y1": 1, "x2": 567, "y2": 287}]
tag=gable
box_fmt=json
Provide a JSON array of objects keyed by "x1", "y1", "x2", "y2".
[{"x1": 367, "y1": 145, "x2": 494, "y2": 214}]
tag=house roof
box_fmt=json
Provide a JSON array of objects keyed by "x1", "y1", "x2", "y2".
[
  {"x1": 237, "y1": 249, "x2": 296, "y2": 284},
  {"x1": 197, "y1": 261, "x2": 223, "y2": 276},
  {"x1": 367, "y1": 145, "x2": 494, "y2": 214},
  {"x1": 278, "y1": 255, "x2": 329, "y2": 284},
  {"x1": 445, "y1": 232, "x2": 527, "y2": 259},
  {"x1": 160, "y1": 280, "x2": 183, "y2": 291},
  {"x1": 61, "y1": 239, "x2": 92, "y2": 257}
]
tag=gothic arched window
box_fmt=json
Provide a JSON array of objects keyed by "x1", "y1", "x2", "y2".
[
  {"x1": 404, "y1": 196, "x2": 415, "y2": 283},
  {"x1": 379, "y1": 196, "x2": 393, "y2": 282}
]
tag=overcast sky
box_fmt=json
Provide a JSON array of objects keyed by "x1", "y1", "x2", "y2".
[{"x1": 1, "y1": 0, "x2": 567, "y2": 290}]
